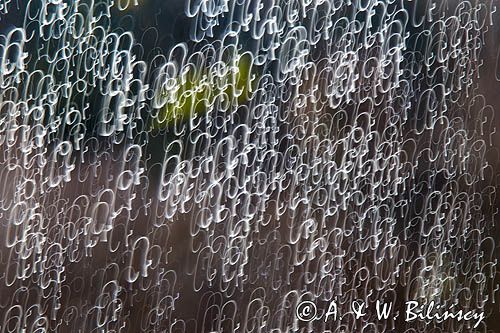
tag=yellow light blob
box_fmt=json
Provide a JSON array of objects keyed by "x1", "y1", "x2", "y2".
[{"x1": 151, "y1": 55, "x2": 256, "y2": 131}]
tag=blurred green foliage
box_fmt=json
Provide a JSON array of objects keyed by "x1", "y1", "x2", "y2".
[{"x1": 151, "y1": 55, "x2": 255, "y2": 130}]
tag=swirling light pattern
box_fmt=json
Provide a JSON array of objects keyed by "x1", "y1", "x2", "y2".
[{"x1": 0, "y1": 0, "x2": 499, "y2": 332}]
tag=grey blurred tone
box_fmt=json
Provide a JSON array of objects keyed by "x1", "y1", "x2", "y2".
[{"x1": 0, "y1": 0, "x2": 500, "y2": 332}]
